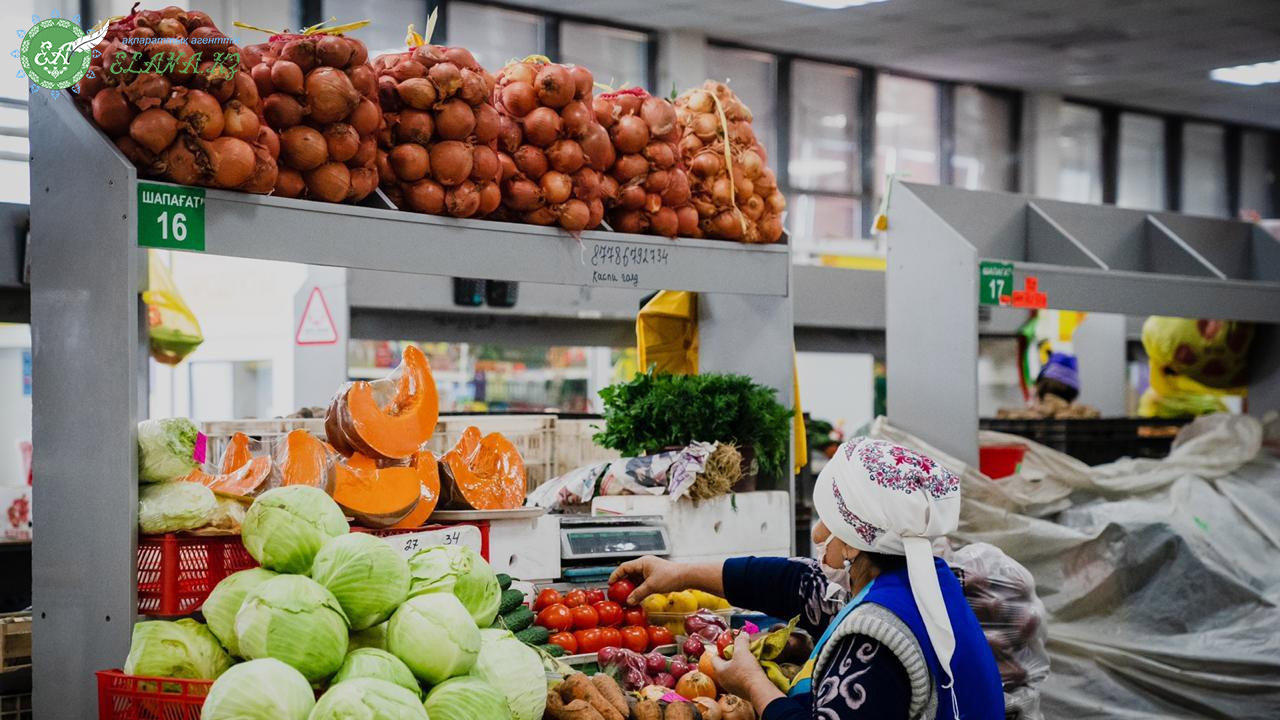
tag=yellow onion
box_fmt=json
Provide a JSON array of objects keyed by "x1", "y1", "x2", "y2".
[
  {"x1": 209, "y1": 136, "x2": 256, "y2": 188},
  {"x1": 305, "y1": 67, "x2": 359, "y2": 123},
  {"x1": 129, "y1": 108, "x2": 178, "y2": 154},
  {"x1": 405, "y1": 178, "x2": 445, "y2": 213},
  {"x1": 92, "y1": 87, "x2": 134, "y2": 137},
  {"x1": 389, "y1": 143, "x2": 429, "y2": 182},
  {"x1": 429, "y1": 140, "x2": 472, "y2": 186},
  {"x1": 281, "y1": 126, "x2": 327, "y2": 171},
  {"x1": 304, "y1": 162, "x2": 351, "y2": 202}
]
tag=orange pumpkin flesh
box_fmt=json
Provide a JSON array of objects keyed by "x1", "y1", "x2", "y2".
[
  {"x1": 275, "y1": 429, "x2": 336, "y2": 492},
  {"x1": 336, "y1": 345, "x2": 439, "y2": 460},
  {"x1": 220, "y1": 432, "x2": 253, "y2": 473},
  {"x1": 390, "y1": 450, "x2": 441, "y2": 529},
  {"x1": 334, "y1": 452, "x2": 430, "y2": 528},
  {"x1": 439, "y1": 427, "x2": 526, "y2": 511},
  {"x1": 185, "y1": 455, "x2": 272, "y2": 498}
]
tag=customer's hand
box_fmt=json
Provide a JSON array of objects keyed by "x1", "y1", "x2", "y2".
[
  {"x1": 609, "y1": 555, "x2": 685, "y2": 604},
  {"x1": 712, "y1": 632, "x2": 783, "y2": 711}
]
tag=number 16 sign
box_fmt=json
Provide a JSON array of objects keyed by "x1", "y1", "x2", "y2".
[{"x1": 138, "y1": 182, "x2": 206, "y2": 251}]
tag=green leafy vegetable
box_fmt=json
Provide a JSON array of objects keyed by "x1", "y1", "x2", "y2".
[
  {"x1": 241, "y1": 485, "x2": 348, "y2": 573},
  {"x1": 424, "y1": 676, "x2": 513, "y2": 720},
  {"x1": 311, "y1": 533, "x2": 411, "y2": 631},
  {"x1": 349, "y1": 622, "x2": 389, "y2": 651},
  {"x1": 332, "y1": 648, "x2": 421, "y2": 698},
  {"x1": 201, "y1": 658, "x2": 315, "y2": 720},
  {"x1": 235, "y1": 574, "x2": 349, "y2": 683},
  {"x1": 123, "y1": 618, "x2": 231, "y2": 680},
  {"x1": 137, "y1": 482, "x2": 216, "y2": 534},
  {"x1": 137, "y1": 418, "x2": 201, "y2": 483},
  {"x1": 310, "y1": 678, "x2": 428, "y2": 720},
  {"x1": 202, "y1": 567, "x2": 278, "y2": 657},
  {"x1": 468, "y1": 629, "x2": 546, "y2": 720},
  {"x1": 387, "y1": 593, "x2": 480, "y2": 685},
  {"x1": 407, "y1": 544, "x2": 501, "y2": 628}
]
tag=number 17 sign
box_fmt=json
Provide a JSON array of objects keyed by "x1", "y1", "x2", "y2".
[{"x1": 138, "y1": 182, "x2": 206, "y2": 251}]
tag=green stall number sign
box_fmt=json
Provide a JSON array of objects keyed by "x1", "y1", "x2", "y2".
[
  {"x1": 979, "y1": 261, "x2": 1013, "y2": 306},
  {"x1": 137, "y1": 182, "x2": 206, "y2": 251}
]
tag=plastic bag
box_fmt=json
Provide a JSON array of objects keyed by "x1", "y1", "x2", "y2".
[
  {"x1": 138, "y1": 482, "x2": 216, "y2": 534},
  {"x1": 1139, "y1": 316, "x2": 1251, "y2": 417},
  {"x1": 143, "y1": 251, "x2": 203, "y2": 365}
]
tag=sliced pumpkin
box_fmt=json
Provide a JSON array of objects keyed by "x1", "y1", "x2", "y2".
[
  {"x1": 333, "y1": 451, "x2": 429, "y2": 528},
  {"x1": 390, "y1": 451, "x2": 441, "y2": 530},
  {"x1": 185, "y1": 455, "x2": 272, "y2": 498},
  {"x1": 274, "y1": 429, "x2": 336, "y2": 492},
  {"x1": 220, "y1": 432, "x2": 253, "y2": 473},
  {"x1": 439, "y1": 427, "x2": 527, "y2": 511},
  {"x1": 326, "y1": 345, "x2": 439, "y2": 461}
]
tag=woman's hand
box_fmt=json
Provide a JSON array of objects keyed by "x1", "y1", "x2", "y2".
[
  {"x1": 609, "y1": 555, "x2": 685, "y2": 605},
  {"x1": 712, "y1": 633, "x2": 784, "y2": 713}
]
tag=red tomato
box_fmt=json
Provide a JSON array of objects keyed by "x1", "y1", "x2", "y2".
[
  {"x1": 598, "y1": 626, "x2": 623, "y2": 649},
  {"x1": 585, "y1": 588, "x2": 606, "y2": 604},
  {"x1": 623, "y1": 607, "x2": 647, "y2": 627},
  {"x1": 716, "y1": 629, "x2": 737, "y2": 657},
  {"x1": 548, "y1": 632, "x2": 578, "y2": 655},
  {"x1": 621, "y1": 625, "x2": 650, "y2": 653},
  {"x1": 608, "y1": 579, "x2": 635, "y2": 606},
  {"x1": 533, "y1": 588, "x2": 563, "y2": 612},
  {"x1": 564, "y1": 589, "x2": 588, "y2": 608},
  {"x1": 570, "y1": 604, "x2": 599, "y2": 630},
  {"x1": 536, "y1": 604, "x2": 573, "y2": 632},
  {"x1": 593, "y1": 601, "x2": 624, "y2": 627},
  {"x1": 574, "y1": 628, "x2": 604, "y2": 654},
  {"x1": 648, "y1": 625, "x2": 674, "y2": 648}
]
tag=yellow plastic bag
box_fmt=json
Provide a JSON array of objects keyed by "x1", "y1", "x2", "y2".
[
  {"x1": 143, "y1": 251, "x2": 203, "y2": 365},
  {"x1": 1139, "y1": 316, "x2": 1251, "y2": 417}
]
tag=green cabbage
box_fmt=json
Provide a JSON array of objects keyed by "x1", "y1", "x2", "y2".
[
  {"x1": 137, "y1": 482, "x2": 216, "y2": 534},
  {"x1": 349, "y1": 622, "x2": 389, "y2": 651},
  {"x1": 311, "y1": 533, "x2": 410, "y2": 631},
  {"x1": 407, "y1": 545, "x2": 501, "y2": 627},
  {"x1": 122, "y1": 618, "x2": 231, "y2": 680},
  {"x1": 235, "y1": 574, "x2": 350, "y2": 683},
  {"x1": 138, "y1": 418, "x2": 201, "y2": 483},
  {"x1": 309, "y1": 678, "x2": 429, "y2": 720},
  {"x1": 332, "y1": 648, "x2": 421, "y2": 699},
  {"x1": 202, "y1": 567, "x2": 278, "y2": 657},
  {"x1": 387, "y1": 593, "x2": 479, "y2": 685},
  {"x1": 242, "y1": 486, "x2": 349, "y2": 573},
  {"x1": 424, "y1": 676, "x2": 512, "y2": 720},
  {"x1": 469, "y1": 629, "x2": 546, "y2": 720},
  {"x1": 202, "y1": 658, "x2": 316, "y2": 720}
]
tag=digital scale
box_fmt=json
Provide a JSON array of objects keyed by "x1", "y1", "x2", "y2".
[{"x1": 558, "y1": 515, "x2": 669, "y2": 583}]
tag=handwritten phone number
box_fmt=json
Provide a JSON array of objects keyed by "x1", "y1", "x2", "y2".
[{"x1": 590, "y1": 243, "x2": 669, "y2": 268}]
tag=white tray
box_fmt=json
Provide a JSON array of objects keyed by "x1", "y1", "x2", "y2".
[{"x1": 431, "y1": 507, "x2": 546, "y2": 521}]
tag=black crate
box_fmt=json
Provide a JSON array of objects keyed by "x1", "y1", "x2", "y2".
[{"x1": 979, "y1": 418, "x2": 1189, "y2": 466}]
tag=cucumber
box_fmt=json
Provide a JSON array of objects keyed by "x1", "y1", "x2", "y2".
[
  {"x1": 496, "y1": 573, "x2": 513, "y2": 591},
  {"x1": 515, "y1": 625, "x2": 550, "y2": 646},
  {"x1": 540, "y1": 643, "x2": 566, "y2": 658},
  {"x1": 502, "y1": 606, "x2": 535, "y2": 633},
  {"x1": 498, "y1": 588, "x2": 525, "y2": 615}
]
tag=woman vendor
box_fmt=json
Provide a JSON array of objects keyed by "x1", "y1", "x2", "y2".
[{"x1": 612, "y1": 437, "x2": 1004, "y2": 719}]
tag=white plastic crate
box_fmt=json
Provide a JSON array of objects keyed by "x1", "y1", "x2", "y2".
[
  {"x1": 426, "y1": 415, "x2": 556, "y2": 490},
  {"x1": 200, "y1": 418, "x2": 325, "y2": 462},
  {"x1": 553, "y1": 418, "x2": 620, "y2": 477}
]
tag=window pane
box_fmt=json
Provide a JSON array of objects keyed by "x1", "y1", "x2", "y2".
[
  {"x1": 705, "y1": 45, "x2": 777, "y2": 170},
  {"x1": 560, "y1": 22, "x2": 647, "y2": 91},
  {"x1": 1056, "y1": 103, "x2": 1102, "y2": 203},
  {"x1": 1239, "y1": 130, "x2": 1274, "y2": 218},
  {"x1": 446, "y1": 1, "x2": 542, "y2": 72},
  {"x1": 952, "y1": 86, "x2": 1012, "y2": 192},
  {"x1": 1117, "y1": 113, "x2": 1166, "y2": 210},
  {"x1": 323, "y1": 0, "x2": 421, "y2": 58},
  {"x1": 1181, "y1": 122, "x2": 1228, "y2": 217},
  {"x1": 787, "y1": 194, "x2": 861, "y2": 256},
  {"x1": 875, "y1": 74, "x2": 939, "y2": 201},
  {"x1": 789, "y1": 60, "x2": 859, "y2": 193},
  {"x1": 0, "y1": 1, "x2": 35, "y2": 99}
]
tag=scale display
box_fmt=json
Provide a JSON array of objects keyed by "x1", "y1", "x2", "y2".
[{"x1": 561, "y1": 526, "x2": 670, "y2": 560}]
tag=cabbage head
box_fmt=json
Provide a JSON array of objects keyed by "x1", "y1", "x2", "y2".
[
  {"x1": 407, "y1": 545, "x2": 500, "y2": 627},
  {"x1": 242, "y1": 486, "x2": 348, "y2": 573},
  {"x1": 138, "y1": 417, "x2": 201, "y2": 483},
  {"x1": 309, "y1": 678, "x2": 428, "y2": 720},
  {"x1": 202, "y1": 567, "x2": 278, "y2": 657},
  {"x1": 387, "y1": 593, "x2": 479, "y2": 685},
  {"x1": 202, "y1": 658, "x2": 315, "y2": 720},
  {"x1": 138, "y1": 482, "x2": 215, "y2": 534},
  {"x1": 469, "y1": 629, "x2": 546, "y2": 720},
  {"x1": 123, "y1": 618, "x2": 231, "y2": 680},
  {"x1": 332, "y1": 648, "x2": 421, "y2": 698},
  {"x1": 311, "y1": 533, "x2": 410, "y2": 630},
  {"x1": 424, "y1": 676, "x2": 512, "y2": 720},
  {"x1": 349, "y1": 622, "x2": 388, "y2": 651},
  {"x1": 235, "y1": 574, "x2": 349, "y2": 683}
]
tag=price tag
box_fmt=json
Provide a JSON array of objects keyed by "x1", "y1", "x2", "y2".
[
  {"x1": 383, "y1": 524, "x2": 483, "y2": 559},
  {"x1": 138, "y1": 182, "x2": 206, "y2": 251},
  {"x1": 586, "y1": 240, "x2": 670, "y2": 288},
  {"x1": 978, "y1": 261, "x2": 1013, "y2": 306}
]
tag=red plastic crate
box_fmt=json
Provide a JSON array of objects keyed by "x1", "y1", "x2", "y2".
[
  {"x1": 137, "y1": 534, "x2": 257, "y2": 618},
  {"x1": 97, "y1": 670, "x2": 210, "y2": 720}
]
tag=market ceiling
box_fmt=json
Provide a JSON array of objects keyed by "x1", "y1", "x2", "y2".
[{"x1": 512, "y1": 0, "x2": 1280, "y2": 129}]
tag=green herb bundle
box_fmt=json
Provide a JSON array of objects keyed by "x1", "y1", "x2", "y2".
[{"x1": 593, "y1": 370, "x2": 793, "y2": 479}]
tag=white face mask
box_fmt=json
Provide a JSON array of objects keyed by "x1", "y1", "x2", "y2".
[{"x1": 812, "y1": 535, "x2": 851, "y2": 599}]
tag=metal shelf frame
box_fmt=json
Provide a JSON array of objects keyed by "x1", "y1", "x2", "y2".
[
  {"x1": 27, "y1": 92, "x2": 795, "y2": 719},
  {"x1": 886, "y1": 181, "x2": 1280, "y2": 466}
]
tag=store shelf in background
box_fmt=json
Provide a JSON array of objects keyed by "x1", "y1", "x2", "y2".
[{"x1": 0, "y1": 613, "x2": 30, "y2": 674}]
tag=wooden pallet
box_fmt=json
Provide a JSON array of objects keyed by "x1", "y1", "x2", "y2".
[{"x1": 0, "y1": 613, "x2": 31, "y2": 673}]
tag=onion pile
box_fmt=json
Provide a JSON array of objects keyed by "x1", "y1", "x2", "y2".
[
  {"x1": 74, "y1": 5, "x2": 278, "y2": 193},
  {"x1": 243, "y1": 32, "x2": 378, "y2": 203},
  {"x1": 371, "y1": 44, "x2": 500, "y2": 218},
  {"x1": 491, "y1": 58, "x2": 610, "y2": 231},
  {"x1": 674, "y1": 81, "x2": 784, "y2": 243},
  {"x1": 594, "y1": 88, "x2": 694, "y2": 238}
]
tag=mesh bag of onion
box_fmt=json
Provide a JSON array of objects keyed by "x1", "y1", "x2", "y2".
[
  {"x1": 74, "y1": 5, "x2": 278, "y2": 193},
  {"x1": 674, "y1": 81, "x2": 785, "y2": 243},
  {"x1": 492, "y1": 56, "x2": 612, "y2": 232},
  {"x1": 593, "y1": 88, "x2": 695, "y2": 238},
  {"x1": 371, "y1": 43, "x2": 502, "y2": 218},
  {"x1": 243, "y1": 29, "x2": 379, "y2": 203}
]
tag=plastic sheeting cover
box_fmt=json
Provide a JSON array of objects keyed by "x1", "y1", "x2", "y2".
[{"x1": 866, "y1": 414, "x2": 1280, "y2": 720}]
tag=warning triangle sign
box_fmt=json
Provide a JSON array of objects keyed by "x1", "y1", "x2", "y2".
[{"x1": 296, "y1": 287, "x2": 339, "y2": 345}]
